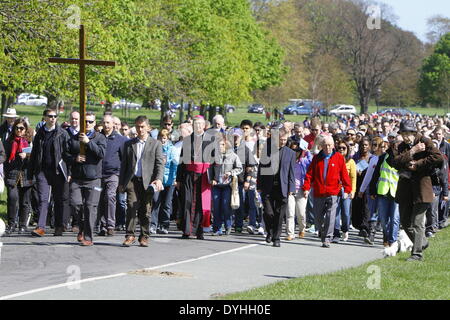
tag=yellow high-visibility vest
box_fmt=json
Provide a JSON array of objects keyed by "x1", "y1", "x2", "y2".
[{"x1": 377, "y1": 155, "x2": 399, "y2": 198}]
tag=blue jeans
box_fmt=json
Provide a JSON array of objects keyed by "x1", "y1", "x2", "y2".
[
  {"x1": 334, "y1": 196, "x2": 352, "y2": 236},
  {"x1": 151, "y1": 185, "x2": 175, "y2": 229},
  {"x1": 213, "y1": 185, "x2": 232, "y2": 232},
  {"x1": 234, "y1": 185, "x2": 258, "y2": 228},
  {"x1": 377, "y1": 196, "x2": 400, "y2": 244},
  {"x1": 116, "y1": 191, "x2": 127, "y2": 226},
  {"x1": 306, "y1": 190, "x2": 315, "y2": 225},
  {"x1": 367, "y1": 193, "x2": 378, "y2": 222}
]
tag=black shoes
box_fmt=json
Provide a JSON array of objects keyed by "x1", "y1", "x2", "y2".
[
  {"x1": 98, "y1": 229, "x2": 107, "y2": 236},
  {"x1": 272, "y1": 240, "x2": 281, "y2": 247},
  {"x1": 5, "y1": 225, "x2": 15, "y2": 235},
  {"x1": 18, "y1": 227, "x2": 28, "y2": 234},
  {"x1": 196, "y1": 234, "x2": 204, "y2": 240},
  {"x1": 265, "y1": 234, "x2": 272, "y2": 244}
]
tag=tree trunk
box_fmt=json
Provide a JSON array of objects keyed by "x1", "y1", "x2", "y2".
[
  {"x1": 160, "y1": 96, "x2": 169, "y2": 127},
  {"x1": 187, "y1": 101, "x2": 192, "y2": 118},
  {"x1": 179, "y1": 98, "x2": 184, "y2": 124},
  {"x1": 209, "y1": 104, "x2": 216, "y2": 124}
]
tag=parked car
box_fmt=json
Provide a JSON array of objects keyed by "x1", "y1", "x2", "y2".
[
  {"x1": 283, "y1": 100, "x2": 327, "y2": 116},
  {"x1": 377, "y1": 108, "x2": 418, "y2": 117},
  {"x1": 283, "y1": 104, "x2": 311, "y2": 115},
  {"x1": 16, "y1": 93, "x2": 48, "y2": 106},
  {"x1": 113, "y1": 99, "x2": 141, "y2": 110},
  {"x1": 329, "y1": 104, "x2": 357, "y2": 116},
  {"x1": 206, "y1": 104, "x2": 236, "y2": 113},
  {"x1": 248, "y1": 104, "x2": 265, "y2": 114}
]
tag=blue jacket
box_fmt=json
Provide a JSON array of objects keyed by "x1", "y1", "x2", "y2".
[
  {"x1": 102, "y1": 131, "x2": 127, "y2": 178},
  {"x1": 162, "y1": 141, "x2": 179, "y2": 186}
]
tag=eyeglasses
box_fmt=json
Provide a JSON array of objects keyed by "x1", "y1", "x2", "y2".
[
  {"x1": 15, "y1": 126, "x2": 25, "y2": 131},
  {"x1": 372, "y1": 144, "x2": 379, "y2": 147},
  {"x1": 86, "y1": 120, "x2": 95, "y2": 124},
  {"x1": 47, "y1": 115, "x2": 58, "y2": 119}
]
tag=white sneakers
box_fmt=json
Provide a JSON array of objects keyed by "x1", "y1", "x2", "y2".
[{"x1": 343, "y1": 232, "x2": 349, "y2": 241}]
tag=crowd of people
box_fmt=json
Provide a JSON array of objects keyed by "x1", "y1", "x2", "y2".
[{"x1": 1, "y1": 106, "x2": 449, "y2": 260}]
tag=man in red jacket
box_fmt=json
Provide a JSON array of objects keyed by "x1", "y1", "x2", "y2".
[{"x1": 303, "y1": 136, "x2": 352, "y2": 247}]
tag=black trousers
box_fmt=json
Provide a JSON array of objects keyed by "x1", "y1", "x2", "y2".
[
  {"x1": 6, "y1": 184, "x2": 32, "y2": 228},
  {"x1": 262, "y1": 187, "x2": 287, "y2": 242}
]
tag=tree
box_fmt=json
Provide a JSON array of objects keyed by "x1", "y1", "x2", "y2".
[
  {"x1": 426, "y1": 15, "x2": 450, "y2": 44},
  {"x1": 419, "y1": 33, "x2": 450, "y2": 109}
]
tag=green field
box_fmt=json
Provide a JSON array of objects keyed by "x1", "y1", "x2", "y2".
[
  {"x1": 5, "y1": 104, "x2": 450, "y2": 130},
  {"x1": 221, "y1": 227, "x2": 450, "y2": 300}
]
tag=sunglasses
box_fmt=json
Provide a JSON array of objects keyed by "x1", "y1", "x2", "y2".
[
  {"x1": 164, "y1": 123, "x2": 173, "y2": 126},
  {"x1": 372, "y1": 144, "x2": 379, "y2": 147},
  {"x1": 86, "y1": 120, "x2": 95, "y2": 124},
  {"x1": 347, "y1": 133, "x2": 355, "y2": 136},
  {"x1": 338, "y1": 146, "x2": 347, "y2": 150},
  {"x1": 349, "y1": 144, "x2": 355, "y2": 147},
  {"x1": 47, "y1": 115, "x2": 58, "y2": 119},
  {"x1": 15, "y1": 126, "x2": 25, "y2": 131},
  {"x1": 311, "y1": 129, "x2": 319, "y2": 132}
]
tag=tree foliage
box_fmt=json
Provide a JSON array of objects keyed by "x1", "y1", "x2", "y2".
[{"x1": 419, "y1": 33, "x2": 450, "y2": 108}]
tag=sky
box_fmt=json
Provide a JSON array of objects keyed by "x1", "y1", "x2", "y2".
[{"x1": 380, "y1": 0, "x2": 450, "y2": 42}]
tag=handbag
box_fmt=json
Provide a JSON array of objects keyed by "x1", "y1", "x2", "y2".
[{"x1": 230, "y1": 175, "x2": 240, "y2": 210}]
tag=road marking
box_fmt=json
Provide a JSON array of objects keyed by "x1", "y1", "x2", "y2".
[{"x1": 0, "y1": 241, "x2": 265, "y2": 300}]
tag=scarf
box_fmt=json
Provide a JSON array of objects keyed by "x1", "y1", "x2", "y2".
[{"x1": 9, "y1": 137, "x2": 29, "y2": 162}]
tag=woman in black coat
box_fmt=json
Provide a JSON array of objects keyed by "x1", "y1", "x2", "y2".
[{"x1": 4, "y1": 118, "x2": 34, "y2": 234}]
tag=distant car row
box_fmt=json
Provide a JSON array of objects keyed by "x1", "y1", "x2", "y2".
[{"x1": 247, "y1": 102, "x2": 357, "y2": 117}]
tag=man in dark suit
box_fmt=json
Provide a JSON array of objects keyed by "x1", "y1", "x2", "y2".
[
  {"x1": 257, "y1": 128, "x2": 296, "y2": 247},
  {"x1": 119, "y1": 115, "x2": 164, "y2": 247}
]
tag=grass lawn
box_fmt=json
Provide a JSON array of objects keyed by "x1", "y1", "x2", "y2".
[{"x1": 221, "y1": 227, "x2": 450, "y2": 300}]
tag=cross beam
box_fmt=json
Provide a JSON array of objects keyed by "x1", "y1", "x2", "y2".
[{"x1": 49, "y1": 25, "x2": 115, "y2": 155}]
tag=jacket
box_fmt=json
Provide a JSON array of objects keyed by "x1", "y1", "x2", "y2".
[
  {"x1": 162, "y1": 141, "x2": 179, "y2": 186},
  {"x1": 101, "y1": 130, "x2": 127, "y2": 178},
  {"x1": 257, "y1": 141, "x2": 296, "y2": 198},
  {"x1": 388, "y1": 133, "x2": 444, "y2": 204},
  {"x1": 3, "y1": 138, "x2": 32, "y2": 187},
  {"x1": 294, "y1": 151, "x2": 313, "y2": 192},
  {"x1": 303, "y1": 150, "x2": 352, "y2": 197},
  {"x1": 212, "y1": 149, "x2": 243, "y2": 186},
  {"x1": 234, "y1": 142, "x2": 258, "y2": 184},
  {"x1": 67, "y1": 130, "x2": 107, "y2": 180},
  {"x1": 28, "y1": 124, "x2": 70, "y2": 180},
  {"x1": 119, "y1": 136, "x2": 164, "y2": 190}
]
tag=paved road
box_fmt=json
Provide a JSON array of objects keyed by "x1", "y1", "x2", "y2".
[{"x1": 0, "y1": 227, "x2": 384, "y2": 300}]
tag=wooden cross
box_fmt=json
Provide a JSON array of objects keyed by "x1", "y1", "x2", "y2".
[{"x1": 49, "y1": 25, "x2": 115, "y2": 155}]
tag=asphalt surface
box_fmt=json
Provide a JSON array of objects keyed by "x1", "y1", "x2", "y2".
[{"x1": 0, "y1": 225, "x2": 384, "y2": 300}]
